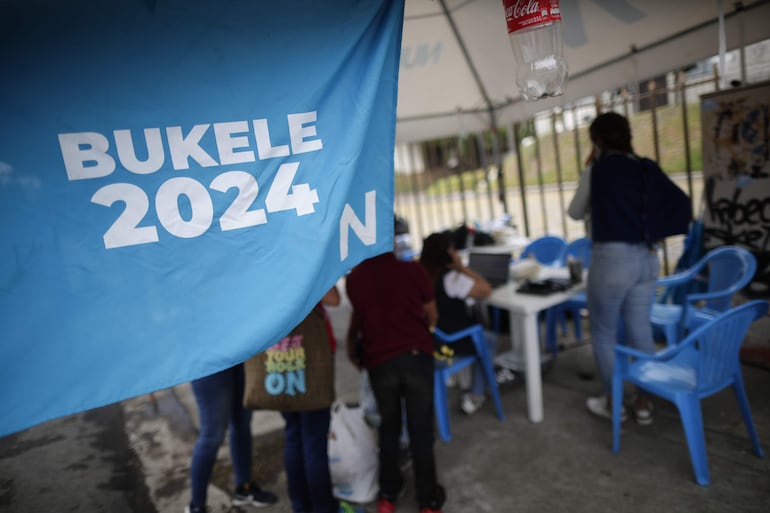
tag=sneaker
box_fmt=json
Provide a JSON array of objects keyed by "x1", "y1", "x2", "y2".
[
  {"x1": 338, "y1": 500, "x2": 366, "y2": 513},
  {"x1": 377, "y1": 482, "x2": 407, "y2": 513},
  {"x1": 586, "y1": 395, "x2": 627, "y2": 422},
  {"x1": 184, "y1": 506, "x2": 206, "y2": 513},
  {"x1": 494, "y1": 366, "x2": 516, "y2": 385},
  {"x1": 632, "y1": 399, "x2": 654, "y2": 426},
  {"x1": 418, "y1": 484, "x2": 445, "y2": 513},
  {"x1": 377, "y1": 498, "x2": 397, "y2": 513},
  {"x1": 460, "y1": 393, "x2": 485, "y2": 415},
  {"x1": 232, "y1": 482, "x2": 278, "y2": 508}
]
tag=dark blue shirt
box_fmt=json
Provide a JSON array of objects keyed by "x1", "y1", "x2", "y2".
[{"x1": 590, "y1": 153, "x2": 691, "y2": 244}]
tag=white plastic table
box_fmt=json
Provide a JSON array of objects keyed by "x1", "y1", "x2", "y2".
[{"x1": 486, "y1": 268, "x2": 586, "y2": 423}]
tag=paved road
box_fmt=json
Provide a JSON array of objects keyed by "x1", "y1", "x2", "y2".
[
  {"x1": 2, "y1": 285, "x2": 768, "y2": 513},
  {"x1": 0, "y1": 402, "x2": 157, "y2": 513}
]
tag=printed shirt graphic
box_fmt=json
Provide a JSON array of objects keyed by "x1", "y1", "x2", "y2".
[{"x1": 0, "y1": 0, "x2": 404, "y2": 436}]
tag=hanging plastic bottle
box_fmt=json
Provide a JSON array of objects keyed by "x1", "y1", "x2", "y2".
[{"x1": 502, "y1": 0, "x2": 568, "y2": 101}]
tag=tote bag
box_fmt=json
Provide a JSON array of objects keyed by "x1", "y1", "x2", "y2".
[{"x1": 243, "y1": 307, "x2": 335, "y2": 411}]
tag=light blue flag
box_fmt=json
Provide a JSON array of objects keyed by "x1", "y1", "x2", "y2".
[{"x1": 0, "y1": 0, "x2": 404, "y2": 437}]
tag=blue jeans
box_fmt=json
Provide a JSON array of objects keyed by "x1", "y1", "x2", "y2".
[
  {"x1": 587, "y1": 242, "x2": 659, "y2": 393},
  {"x1": 189, "y1": 364, "x2": 252, "y2": 508},
  {"x1": 281, "y1": 408, "x2": 337, "y2": 513},
  {"x1": 368, "y1": 351, "x2": 440, "y2": 509}
]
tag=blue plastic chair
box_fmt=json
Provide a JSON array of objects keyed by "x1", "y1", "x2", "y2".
[
  {"x1": 612, "y1": 300, "x2": 768, "y2": 486},
  {"x1": 659, "y1": 219, "x2": 705, "y2": 306},
  {"x1": 651, "y1": 246, "x2": 756, "y2": 346},
  {"x1": 518, "y1": 235, "x2": 567, "y2": 267},
  {"x1": 489, "y1": 236, "x2": 568, "y2": 354},
  {"x1": 546, "y1": 237, "x2": 592, "y2": 347},
  {"x1": 559, "y1": 236, "x2": 592, "y2": 269},
  {"x1": 433, "y1": 325, "x2": 505, "y2": 441}
]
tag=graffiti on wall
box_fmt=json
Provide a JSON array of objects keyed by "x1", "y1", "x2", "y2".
[{"x1": 701, "y1": 81, "x2": 770, "y2": 295}]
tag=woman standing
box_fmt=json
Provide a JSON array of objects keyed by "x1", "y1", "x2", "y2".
[
  {"x1": 187, "y1": 368, "x2": 277, "y2": 513},
  {"x1": 583, "y1": 112, "x2": 690, "y2": 426}
]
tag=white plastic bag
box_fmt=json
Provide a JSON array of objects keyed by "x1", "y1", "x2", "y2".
[{"x1": 328, "y1": 399, "x2": 379, "y2": 503}]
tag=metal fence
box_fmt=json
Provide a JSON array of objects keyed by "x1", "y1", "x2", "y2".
[{"x1": 393, "y1": 71, "x2": 727, "y2": 273}]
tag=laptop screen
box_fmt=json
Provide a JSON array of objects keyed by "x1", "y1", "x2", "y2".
[{"x1": 467, "y1": 252, "x2": 512, "y2": 287}]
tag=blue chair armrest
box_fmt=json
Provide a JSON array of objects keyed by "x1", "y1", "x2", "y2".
[
  {"x1": 656, "y1": 270, "x2": 695, "y2": 288},
  {"x1": 614, "y1": 345, "x2": 655, "y2": 360},
  {"x1": 433, "y1": 325, "x2": 483, "y2": 344},
  {"x1": 615, "y1": 340, "x2": 692, "y2": 362},
  {"x1": 685, "y1": 289, "x2": 739, "y2": 305}
]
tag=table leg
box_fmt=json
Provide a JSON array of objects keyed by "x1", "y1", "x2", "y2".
[
  {"x1": 520, "y1": 311, "x2": 544, "y2": 423},
  {"x1": 492, "y1": 309, "x2": 548, "y2": 422}
]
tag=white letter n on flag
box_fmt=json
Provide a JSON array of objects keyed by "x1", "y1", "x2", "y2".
[{"x1": 339, "y1": 190, "x2": 377, "y2": 261}]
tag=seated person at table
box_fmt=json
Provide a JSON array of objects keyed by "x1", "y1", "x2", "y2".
[{"x1": 419, "y1": 231, "x2": 498, "y2": 415}]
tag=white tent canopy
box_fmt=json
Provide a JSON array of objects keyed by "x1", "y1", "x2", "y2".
[{"x1": 397, "y1": 0, "x2": 770, "y2": 143}]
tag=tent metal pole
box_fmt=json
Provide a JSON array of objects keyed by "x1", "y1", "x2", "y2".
[
  {"x1": 649, "y1": 81, "x2": 662, "y2": 163},
  {"x1": 571, "y1": 104, "x2": 584, "y2": 177},
  {"x1": 737, "y1": 2, "x2": 746, "y2": 84},
  {"x1": 407, "y1": 143, "x2": 426, "y2": 242},
  {"x1": 454, "y1": 111, "x2": 471, "y2": 224},
  {"x1": 468, "y1": 134, "x2": 484, "y2": 224},
  {"x1": 718, "y1": 0, "x2": 727, "y2": 89},
  {"x1": 648, "y1": 80, "x2": 670, "y2": 274},
  {"x1": 438, "y1": 0, "x2": 508, "y2": 222},
  {"x1": 475, "y1": 132, "x2": 496, "y2": 222},
  {"x1": 454, "y1": 135, "x2": 470, "y2": 224},
  {"x1": 421, "y1": 143, "x2": 441, "y2": 234},
  {"x1": 437, "y1": 0, "x2": 495, "y2": 117},
  {"x1": 513, "y1": 122, "x2": 531, "y2": 237},
  {"x1": 551, "y1": 111, "x2": 568, "y2": 238},
  {"x1": 532, "y1": 119, "x2": 549, "y2": 234},
  {"x1": 490, "y1": 124, "x2": 509, "y2": 216},
  {"x1": 678, "y1": 72, "x2": 695, "y2": 205},
  {"x1": 435, "y1": 140, "x2": 452, "y2": 226},
  {"x1": 491, "y1": 122, "x2": 510, "y2": 216}
]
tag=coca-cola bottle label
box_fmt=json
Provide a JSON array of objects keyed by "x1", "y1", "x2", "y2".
[{"x1": 503, "y1": 0, "x2": 561, "y2": 34}]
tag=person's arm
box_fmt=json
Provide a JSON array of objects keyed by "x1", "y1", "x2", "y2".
[
  {"x1": 345, "y1": 310, "x2": 362, "y2": 370},
  {"x1": 423, "y1": 300, "x2": 438, "y2": 332},
  {"x1": 413, "y1": 262, "x2": 438, "y2": 330},
  {"x1": 568, "y1": 165, "x2": 591, "y2": 221},
  {"x1": 448, "y1": 249, "x2": 492, "y2": 299},
  {"x1": 321, "y1": 285, "x2": 340, "y2": 307}
]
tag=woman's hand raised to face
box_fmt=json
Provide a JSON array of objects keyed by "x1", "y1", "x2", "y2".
[{"x1": 448, "y1": 247, "x2": 464, "y2": 271}]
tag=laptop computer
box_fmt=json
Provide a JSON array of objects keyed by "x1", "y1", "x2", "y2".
[{"x1": 467, "y1": 251, "x2": 512, "y2": 288}]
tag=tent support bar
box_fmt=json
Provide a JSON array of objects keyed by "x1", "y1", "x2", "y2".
[
  {"x1": 438, "y1": 0, "x2": 494, "y2": 114},
  {"x1": 439, "y1": 0, "x2": 509, "y2": 215}
]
